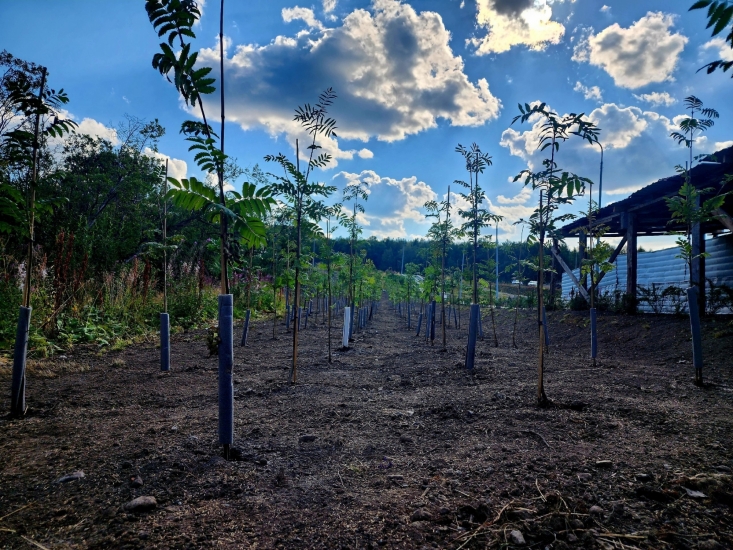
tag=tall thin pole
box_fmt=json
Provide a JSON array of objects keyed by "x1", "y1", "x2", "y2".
[
  {"x1": 473, "y1": 152, "x2": 478, "y2": 305},
  {"x1": 495, "y1": 222, "x2": 499, "y2": 300},
  {"x1": 459, "y1": 251, "x2": 465, "y2": 301},
  {"x1": 442, "y1": 186, "x2": 449, "y2": 350},
  {"x1": 218, "y1": 0, "x2": 229, "y2": 295},
  {"x1": 163, "y1": 159, "x2": 168, "y2": 313},
  {"x1": 598, "y1": 142, "x2": 604, "y2": 210},
  {"x1": 22, "y1": 68, "x2": 47, "y2": 308}
]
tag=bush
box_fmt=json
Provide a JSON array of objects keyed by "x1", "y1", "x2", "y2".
[
  {"x1": 706, "y1": 279, "x2": 733, "y2": 315},
  {"x1": 167, "y1": 275, "x2": 217, "y2": 330},
  {"x1": 0, "y1": 278, "x2": 22, "y2": 350}
]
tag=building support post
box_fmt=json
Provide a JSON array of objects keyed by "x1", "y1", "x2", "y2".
[
  {"x1": 626, "y1": 213, "x2": 637, "y2": 313},
  {"x1": 550, "y1": 237, "x2": 559, "y2": 306}
]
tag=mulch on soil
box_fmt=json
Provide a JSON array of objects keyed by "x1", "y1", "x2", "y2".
[{"x1": 1, "y1": 300, "x2": 732, "y2": 549}]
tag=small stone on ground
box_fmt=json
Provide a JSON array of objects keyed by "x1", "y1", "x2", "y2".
[{"x1": 124, "y1": 496, "x2": 157, "y2": 513}]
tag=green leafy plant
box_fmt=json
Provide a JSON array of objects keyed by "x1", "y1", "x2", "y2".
[
  {"x1": 668, "y1": 96, "x2": 725, "y2": 291},
  {"x1": 425, "y1": 187, "x2": 461, "y2": 350},
  {"x1": 265, "y1": 88, "x2": 338, "y2": 384},
  {"x1": 145, "y1": 0, "x2": 272, "y2": 295},
  {"x1": 455, "y1": 143, "x2": 499, "y2": 305},
  {"x1": 340, "y1": 177, "x2": 369, "y2": 331},
  {"x1": 690, "y1": 0, "x2": 733, "y2": 76},
  {"x1": 511, "y1": 101, "x2": 599, "y2": 405}
]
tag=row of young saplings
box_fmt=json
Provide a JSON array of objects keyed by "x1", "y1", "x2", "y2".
[
  {"x1": 280, "y1": 288, "x2": 379, "y2": 347},
  {"x1": 391, "y1": 298, "x2": 551, "y2": 365}
]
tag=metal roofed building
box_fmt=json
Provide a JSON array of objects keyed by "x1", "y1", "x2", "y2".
[{"x1": 555, "y1": 145, "x2": 733, "y2": 313}]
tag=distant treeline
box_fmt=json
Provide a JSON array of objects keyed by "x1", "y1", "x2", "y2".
[{"x1": 328, "y1": 236, "x2": 588, "y2": 283}]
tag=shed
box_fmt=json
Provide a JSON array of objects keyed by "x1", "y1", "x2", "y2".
[{"x1": 556, "y1": 145, "x2": 733, "y2": 313}]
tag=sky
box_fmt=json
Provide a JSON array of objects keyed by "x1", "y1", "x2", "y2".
[{"x1": 2, "y1": 0, "x2": 732, "y2": 249}]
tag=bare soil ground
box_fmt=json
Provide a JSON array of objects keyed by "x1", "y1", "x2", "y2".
[{"x1": 1, "y1": 299, "x2": 733, "y2": 549}]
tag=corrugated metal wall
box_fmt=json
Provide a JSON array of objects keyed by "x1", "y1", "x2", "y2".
[{"x1": 560, "y1": 234, "x2": 733, "y2": 313}]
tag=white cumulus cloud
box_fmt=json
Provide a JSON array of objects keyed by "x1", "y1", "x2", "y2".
[
  {"x1": 701, "y1": 37, "x2": 733, "y2": 62},
  {"x1": 76, "y1": 117, "x2": 120, "y2": 145},
  {"x1": 499, "y1": 101, "x2": 684, "y2": 205},
  {"x1": 572, "y1": 12, "x2": 688, "y2": 89},
  {"x1": 633, "y1": 91, "x2": 677, "y2": 107},
  {"x1": 195, "y1": 0, "x2": 501, "y2": 166},
  {"x1": 573, "y1": 81, "x2": 602, "y2": 101},
  {"x1": 332, "y1": 169, "x2": 437, "y2": 238},
  {"x1": 282, "y1": 6, "x2": 325, "y2": 29},
  {"x1": 144, "y1": 148, "x2": 188, "y2": 182},
  {"x1": 469, "y1": 0, "x2": 566, "y2": 54}
]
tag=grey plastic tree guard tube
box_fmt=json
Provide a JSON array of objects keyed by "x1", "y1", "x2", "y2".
[
  {"x1": 11, "y1": 306, "x2": 31, "y2": 417},
  {"x1": 349, "y1": 305, "x2": 355, "y2": 340},
  {"x1": 342, "y1": 306, "x2": 350, "y2": 348},
  {"x1": 240, "y1": 309, "x2": 250, "y2": 347},
  {"x1": 218, "y1": 295, "x2": 234, "y2": 448},
  {"x1": 687, "y1": 286, "x2": 703, "y2": 384},
  {"x1": 465, "y1": 304, "x2": 479, "y2": 370},
  {"x1": 590, "y1": 307, "x2": 597, "y2": 359},
  {"x1": 160, "y1": 313, "x2": 170, "y2": 372},
  {"x1": 416, "y1": 312, "x2": 423, "y2": 336},
  {"x1": 430, "y1": 300, "x2": 436, "y2": 343}
]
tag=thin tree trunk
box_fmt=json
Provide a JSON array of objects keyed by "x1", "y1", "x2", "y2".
[
  {"x1": 22, "y1": 68, "x2": 46, "y2": 308},
  {"x1": 272, "y1": 236, "x2": 277, "y2": 340},
  {"x1": 218, "y1": 0, "x2": 228, "y2": 295},
  {"x1": 327, "y1": 219, "x2": 332, "y2": 363},
  {"x1": 291, "y1": 140, "x2": 302, "y2": 384}
]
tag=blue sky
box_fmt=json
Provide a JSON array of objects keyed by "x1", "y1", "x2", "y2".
[{"x1": 3, "y1": 0, "x2": 732, "y2": 248}]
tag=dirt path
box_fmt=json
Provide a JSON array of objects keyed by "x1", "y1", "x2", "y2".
[{"x1": 1, "y1": 299, "x2": 732, "y2": 549}]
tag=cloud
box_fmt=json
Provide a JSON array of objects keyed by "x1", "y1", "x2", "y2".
[
  {"x1": 144, "y1": 148, "x2": 188, "y2": 182},
  {"x1": 358, "y1": 148, "x2": 374, "y2": 159},
  {"x1": 500, "y1": 101, "x2": 684, "y2": 205},
  {"x1": 496, "y1": 186, "x2": 532, "y2": 204},
  {"x1": 469, "y1": 0, "x2": 566, "y2": 54},
  {"x1": 76, "y1": 117, "x2": 120, "y2": 145},
  {"x1": 573, "y1": 81, "x2": 602, "y2": 101},
  {"x1": 282, "y1": 6, "x2": 324, "y2": 29},
  {"x1": 701, "y1": 37, "x2": 733, "y2": 62},
  {"x1": 632, "y1": 91, "x2": 677, "y2": 107},
  {"x1": 589, "y1": 103, "x2": 653, "y2": 148},
  {"x1": 486, "y1": 187, "x2": 536, "y2": 241},
  {"x1": 332, "y1": 169, "x2": 437, "y2": 237},
  {"x1": 715, "y1": 140, "x2": 733, "y2": 151},
  {"x1": 600, "y1": 5, "x2": 611, "y2": 13},
  {"x1": 195, "y1": 0, "x2": 501, "y2": 166},
  {"x1": 572, "y1": 12, "x2": 688, "y2": 89},
  {"x1": 323, "y1": 0, "x2": 337, "y2": 14}
]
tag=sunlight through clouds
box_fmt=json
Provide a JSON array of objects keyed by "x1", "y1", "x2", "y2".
[
  {"x1": 196, "y1": 0, "x2": 501, "y2": 165},
  {"x1": 332, "y1": 169, "x2": 437, "y2": 238},
  {"x1": 469, "y1": 0, "x2": 566, "y2": 54}
]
